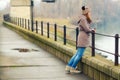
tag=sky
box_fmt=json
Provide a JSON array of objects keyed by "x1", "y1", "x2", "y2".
[{"x1": 0, "y1": 0, "x2": 10, "y2": 10}]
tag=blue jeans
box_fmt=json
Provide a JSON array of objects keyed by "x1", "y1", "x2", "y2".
[{"x1": 67, "y1": 47, "x2": 86, "y2": 68}]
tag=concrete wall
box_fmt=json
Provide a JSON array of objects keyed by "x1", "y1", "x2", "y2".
[
  {"x1": 3, "y1": 21, "x2": 120, "y2": 80},
  {"x1": 11, "y1": 0, "x2": 30, "y2": 6},
  {"x1": 10, "y1": 0, "x2": 31, "y2": 19}
]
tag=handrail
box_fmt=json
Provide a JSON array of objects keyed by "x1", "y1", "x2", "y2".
[
  {"x1": 90, "y1": 31, "x2": 119, "y2": 66},
  {"x1": 5, "y1": 17, "x2": 120, "y2": 66}
]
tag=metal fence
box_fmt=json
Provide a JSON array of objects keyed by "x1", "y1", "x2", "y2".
[{"x1": 5, "y1": 17, "x2": 120, "y2": 66}]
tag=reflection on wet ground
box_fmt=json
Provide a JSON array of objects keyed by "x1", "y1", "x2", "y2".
[{"x1": 12, "y1": 48, "x2": 39, "y2": 52}]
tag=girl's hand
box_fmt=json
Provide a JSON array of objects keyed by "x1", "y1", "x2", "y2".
[{"x1": 92, "y1": 28, "x2": 96, "y2": 32}]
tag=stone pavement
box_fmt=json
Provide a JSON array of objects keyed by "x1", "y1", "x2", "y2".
[{"x1": 0, "y1": 24, "x2": 91, "y2": 80}]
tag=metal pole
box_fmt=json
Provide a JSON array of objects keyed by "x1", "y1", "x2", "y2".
[
  {"x1": 54, "y1": 24, "x2": 57, "y2": 41},
  {"x1": 15, "y1": 17, "x2": 16, "y2": 24},
  {"x1": 31, "y1": 0, "x2": 34, "y2": 32},
  {"x1": 63, "y1": 25, "x2": 66, "y2": 45},
  {"x1": 115, "y1": 34, "x2": 119, "y2": 66},
  {"x1": 47, "y1": 22, "x2": 50, "y2": 38},
  {"x1": 91, "y1": 31, "x2": 95, "y2": 56},
  {"x1": 76, "y1": 27, "x2": 79, "y2": 49},
  {"x1": 15, "y1": 17, "x2": 16, "y2": 25},
  {"x1": 36, "y1": 21, "x2": 38, "y2": 33},
  {"x1": 28, "y1": 19, "x2": 30, "y2": 30},
  {"x1": 17, "y1": 17, "x2": 18, "y2": 25},
  {"x1": 20, "y1": 18, "x2": 22, "y2": 27},
  {"x1": 25, "y1": 19, "x2": 27, "y2": 29},
  {"x1": 41, "y1": 21, "x2": 43, "y2": 36},
  {"x1": 22, "y1": 18, "x2": 24, "y2": 28},
  {"x1": 18, "y1": 18, "x2": 19, "y2": 26}
]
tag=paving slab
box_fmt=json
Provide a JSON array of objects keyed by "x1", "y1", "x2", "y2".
[{"x1": 0, "y1": 24, "x2": 91, "y2": 80}]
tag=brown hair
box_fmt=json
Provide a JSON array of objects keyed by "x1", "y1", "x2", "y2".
[{"x1": 86, "y1": 13, "x2": 92, "y2": 24}]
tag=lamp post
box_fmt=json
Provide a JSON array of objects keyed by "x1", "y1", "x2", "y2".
[{"x1": 31, "y1": 0, "x2": 34, "y2": 32}]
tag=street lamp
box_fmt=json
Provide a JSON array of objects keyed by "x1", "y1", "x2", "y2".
[
  {"x1": 30, "y1": 0, "x2": 55, "y2": 32},
  {"x1": 31, "y1": 0, "x2": 34, "y2": 32}
]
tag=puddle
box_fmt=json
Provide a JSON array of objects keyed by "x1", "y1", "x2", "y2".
[{"x1": 12, "y1": 48, "x2": 39, "y2": 52}]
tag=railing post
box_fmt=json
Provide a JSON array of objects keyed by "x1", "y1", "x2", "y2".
[
  {"x1": 16, "y1": 17, "x2": 18, "y2": 25},
  {"x1": 91, "y1": 30, "x2": 95, "y2": 56},
  {"x1": 21, "y1": 18, "x2": 23, "y2": 28},
  {"x1": 17, "y1": 17, "x2": 18, "y2": 25},
  {"x1": 76, "y1": 27, "x2": 79, "y2": 49},
  {"x1": 15, "y1": 17, "x2": 16, "y2": 24},
  {"x1": 9, "y1": 16, "x2": 11, "y2": 23},
  {"x1": 15, "y1": 17, "x2": 17, "y2": 25},
  {"x1": 16, "y1": 17, "x2": 17, "y2": 25},
  {"x1": 115, "y1": 34, "x2": 119, "y2": 66},
  {"x1": 41, "y1": 21, "x2": 43, "y2": 36},
  {"x1": 13, "y1": 17, "x2": 15, "y2": 24},
  {"x1": 18, "y1": 18, "x2": 19, "y2": 26},
  {"x1": 13, "y1": 17, "x2": 14, "y2": 24},
  {"x1": 36, "y1": 21, "x2": 38, "y2": 33},
  {"x1": 25, "y1": 19, "x2": 27, "y2": 29},
  {"x1": 20, "y1": 18, "x2": 21, "y2": 27},
  {"x1": 13, "y1": 17, "x2": 14, "y2": 23},
  {"x1": 54, "y1": 24, "x2": 57, "y2": 41},
  {"x1": 63, "y1": 25, "x2": 66, "y2": 45},
  {"x1": 12, "y1": 17, "x2": 13, "y2": 23},
  {"x1": 18, "y1": 18, "x2": 20, "y2": 26},
  {"x1": 47, "y1": 22, "x2": 50, "y2": 38},
  {"x1": 31, "y1": 0, "x2": 34, "y2": 32},
  {"x1": 20, "y1": 18, "x2": 22, "y2": 27},
  {"x1": 28, "y1": 19, "x2": 30, "y2": 30},
  {"x1": 11, "y1": 17, "x2": 12, "y2": 23},
  {"x1": 31, "y1": 20, "x2": 34, "y2": 32},
  {"x1": 22, "y1": 18, "x2": 24, "y2": 28}
]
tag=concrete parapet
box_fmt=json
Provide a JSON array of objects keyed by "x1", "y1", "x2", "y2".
[{"x1": 3, "y1": 21, "x2": 120, "y2": 80}]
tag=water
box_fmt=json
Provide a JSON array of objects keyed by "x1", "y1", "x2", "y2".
[
  {"x1": 95, "y1": 33, "x2": 120, "y2": 63},
  {"x1": 83, "y1": 0, "x2": 120, "y2": 63}
]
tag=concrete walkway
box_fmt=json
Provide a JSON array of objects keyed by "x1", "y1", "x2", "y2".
[{"x1": 0, "y1": 24, "x2": 91, "y2": 80}]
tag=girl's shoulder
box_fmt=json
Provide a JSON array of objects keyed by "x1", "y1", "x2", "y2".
[{"x1": 79, "y1": 15, "x2": 86, "y2": 21}]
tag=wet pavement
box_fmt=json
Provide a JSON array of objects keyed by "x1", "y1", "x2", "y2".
[{"x1": 0, "y1": 24, "x2": 91, "y2": 80}]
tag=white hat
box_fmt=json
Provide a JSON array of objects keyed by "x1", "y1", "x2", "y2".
[{"x1": 82, "y1": 6, "x2": 90, "y2": 14}]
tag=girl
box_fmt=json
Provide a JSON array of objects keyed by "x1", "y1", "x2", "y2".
[{"x1": 65, "y1": 6, "x2": 95, "y2": 73}]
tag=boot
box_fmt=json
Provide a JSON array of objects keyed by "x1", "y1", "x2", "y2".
[
  {"x1": 70, "y1": 67, "x2": 81, "y2": 74},
  {"x1": 65, "y1": 65, "x2": 71, "y2": 73}
]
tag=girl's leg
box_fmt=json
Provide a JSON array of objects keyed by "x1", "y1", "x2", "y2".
[
  {"x1": 71, "y1": 47, "x2": 86, "y2": 68},
  {"x1": 67, "y1": 52, "x2": 77, "y2": 67}
]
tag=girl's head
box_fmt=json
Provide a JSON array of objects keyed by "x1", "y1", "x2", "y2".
[
  {"x1": 81, "y1": 6, "x2": 90, "y2": 15},
  {"x1": 81, "y1": 6, "x2": 92, "y2": 23}
]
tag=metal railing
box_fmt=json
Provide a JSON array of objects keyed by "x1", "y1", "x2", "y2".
[
  {"x1": 5, "y1": 17, "x2": 120, "y2": 66},
  {"x1": 91, "y1": 31, "x2": 119, "y2": 66}
]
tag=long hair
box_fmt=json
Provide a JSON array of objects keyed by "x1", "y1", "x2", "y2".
[{"x1": 86, "y1": 13, "x2": 92, "y2": 24}]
